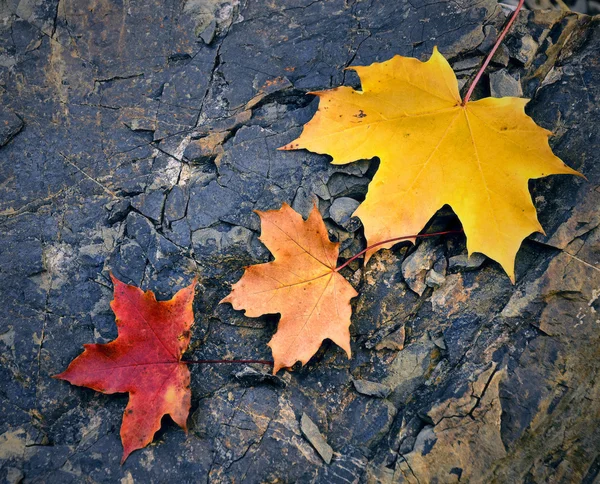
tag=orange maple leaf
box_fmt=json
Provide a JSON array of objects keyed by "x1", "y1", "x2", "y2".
[
  {"x1": 281, "y1": 48, "x2": 581, "y2": 281},
  {"x1": 221, "y1": 203, "x2": 358, "y2": 374},
  {"x1": 55, "y1": 274, "x2": 196, "y2": 463}
]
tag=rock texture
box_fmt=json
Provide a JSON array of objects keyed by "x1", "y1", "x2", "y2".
[{"x1": 0, "y1": 1, "x2": 599, "y2": 482}]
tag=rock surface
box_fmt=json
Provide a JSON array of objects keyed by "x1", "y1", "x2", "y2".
[{"x1": 0, "y1": 1, "x2": 599, "y2": 482}]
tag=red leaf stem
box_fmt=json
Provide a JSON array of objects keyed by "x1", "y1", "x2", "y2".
[
  {"x1": 462, "y1": 0, "x2": 525, "y2": 105},
  {"x1": 335, "y1": 229, "x2": 464, "y2": 272}
]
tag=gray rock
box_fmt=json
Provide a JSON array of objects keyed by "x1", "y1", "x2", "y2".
[
  {"x1": 490, "y1": 69, "x2": 523, "y2": 98},
  {"x1": 352, "y1": 379, "x2": 391, "y2": 399},
  {"x1": 448, "y1": 252, "x2": 487, "y2": 270},
  {"x1": 329, "y1": 197, "x2": 360, "y2": 226},
  {"x1": 300, "y1": 413, "x2": 333, "y2": 464},
  {"x1": 452, "y1": 57, "x2": 481, "y2": 71},
  {"x1": 425, "y1": 269, "x2": 446, "y2": 289},
  {"x1": 200, "y1": 20, "x2": 217, "y2": 45}
]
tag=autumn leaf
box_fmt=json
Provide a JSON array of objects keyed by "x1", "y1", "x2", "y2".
[
  {"x1": 221, "y1": 203, "x2": 358, "y2": 374},
  {"x1": 55, "y1": 274, "x2": 196, "y2": 463},
  {"x1": 281, "y1": 47, "x2": 581, "y2": 281}
]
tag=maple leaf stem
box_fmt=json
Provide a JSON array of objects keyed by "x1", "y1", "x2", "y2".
[
  {"x1": 182, "y1": 359, "x2": 274, "y2": 366},
  {"x1": 461, "y1": 0, "x2": 525, "y2": 105},
  {"x1": 335, "y1": 229, "x2": 464, "y2": 272}
]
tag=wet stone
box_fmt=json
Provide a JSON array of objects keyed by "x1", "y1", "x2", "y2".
[{"x1": 1, "y1": 1, "x2": 599, "y2": 482}]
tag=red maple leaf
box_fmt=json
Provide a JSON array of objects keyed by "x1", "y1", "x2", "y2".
[{"x1": 55, "y1": 274, "x2": 196, "y2": 462}]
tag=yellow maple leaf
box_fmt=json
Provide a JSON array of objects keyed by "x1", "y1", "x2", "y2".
[
  {"x1": 221, "y1": 203, "x2": 358, "y2": 373},
  {"x1": 281, "y1": 47, "x2": 581, "y2": 281}
]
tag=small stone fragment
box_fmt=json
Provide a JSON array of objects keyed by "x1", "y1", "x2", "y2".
[
  {"x1": 300, "y1": 413, "x2": 333, "y2": 464},
  {"x1": 329, "y1": 197, "x2": 359, "y2": 225},
  {"x1": 375, "y1": 326, "x2": 406, "y2": 351},
  {"x1": 106, "y1": 199, "x2": 131, "y2": 225},
  {"x1": 352, "y1": 379, "x2": 392, "y2": 399},
  {"x1": 452, "y1": 57, "x2": 481, "y2": 71},
  {"x1": 511, "y1": 34, "x2": 538, "y2": 66},
  {"x1": 165, "y1": 186, "x2": 186, "y2": 222},
  {"x1": 4, "y1": 467, "x2": 24, "y2": 484},
  {"x1": 0, "y1": 110, "x2": 23, "y2": 147},
  {"x1": 540, "y1": 67, "x2": 563, "y2": 88},
  {"x1": 200, "y1": 20, "x2": 217, "y2": 44},
  {"x1": 184, "y1": 131, "x2": 228, "y2": 164},
  {"x1": 448, "y1": 253, "x2": 486, "y2": 270},
  {"x1": 401, "y1": 240, "x2": 445, "y2": 296},
  {"x1": 233, "y1": 366, "x2": 286, "y2": 388},
  {"x1": 491, "y1": 44, "x2": 510, "y2": 66},
  {"x1": 432, "y1": 335, "x2": 447, "y2": 350},
  {"x1": 489, "y1": 69, "x2": 523, "y2": 98},
  {"x1": 479, "y1": 25, "x2": 498, "y2": 54},
  {"x1": 426, "y1": 269, "x2": 446, "y2": 289}
]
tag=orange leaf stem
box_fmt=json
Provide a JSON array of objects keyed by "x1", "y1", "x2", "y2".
[
  {"x1": 335, "y1": 229, "x2": 464, "y2": 272},
  {"x1": 462, "y1": 0, "x2": 525, "y2": 105}
]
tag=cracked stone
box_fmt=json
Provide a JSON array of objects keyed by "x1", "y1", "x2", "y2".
[
  {"x1": 131, "y1": 190, "x2": 166, "y2": 223},
  {"x1": 300, "y1": 413, "x2": 333, "y2": 465},
  {"x1": 0, "y1": 110, "x2": 23, "y2": 146},
  {"x1": 165, "y1": 186, "x2": 187, "y2": 223},
  {"x1": 3, "y1": 467, "x2": 24, "y2": 484},
  {"x1": 327, "y1": 173, "x2": 370, "y2": 198}
]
